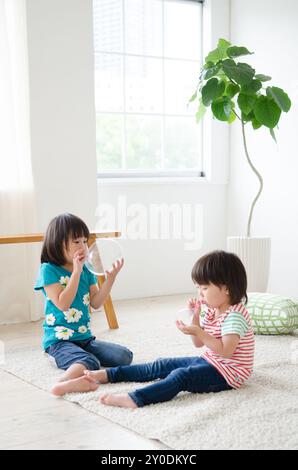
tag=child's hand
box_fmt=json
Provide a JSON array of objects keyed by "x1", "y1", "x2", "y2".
[
  {"x1": 187, "y1": 298, "x2": 196, "y2": 309},
  {"x1": 73, "y1": 248, "x2": 86, "y2": 274},
  {"x1": 187, "y1": 298, "x2": 201, "y2": 319},
  {"x1": 176, "y1": 320, "x2": 200, "y2": 336},
  {"x1": 105, "y1": 258, "x2": 124, "y2": 285},
  {"x1": 187, "y1": 298, "x2": 201, "y2": 312}
]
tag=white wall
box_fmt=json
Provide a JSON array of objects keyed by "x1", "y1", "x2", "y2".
[
  {"x1": 26, "y1": 0, "x2": 98, "y2": 230},
  {"x1": 24, "y1": 0, "x2": 232, "y2": 301},
  {"x1": 97, "y1": 180, "x2": 228, "y2": 299},
  {"x1": 228, "y1": 0, "x2": 298, "y2": 297}
]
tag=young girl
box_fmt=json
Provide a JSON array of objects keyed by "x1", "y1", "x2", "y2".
[
  {"x1": 55, "y1": 250, "x2": 255, "y2": 405},
  {"x1": 34, "y1": 213, "x2": 133, "y2": 395}
]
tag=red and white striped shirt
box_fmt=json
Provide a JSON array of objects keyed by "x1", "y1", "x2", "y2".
[{"x1": 201, "y1": 303, "x2": 255, "y2": 389}]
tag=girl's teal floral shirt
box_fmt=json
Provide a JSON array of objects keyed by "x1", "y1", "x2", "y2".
[{"x1": 34, "y1": 263, "x2": 98, "y2": 350}]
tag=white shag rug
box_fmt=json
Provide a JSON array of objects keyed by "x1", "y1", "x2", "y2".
[{"x1": 1, "y1": 318, "x2": 298, "y2": 450}]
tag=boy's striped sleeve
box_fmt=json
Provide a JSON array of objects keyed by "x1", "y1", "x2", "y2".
[{"x1": 221, "y1": 311, "x2": 249, "y2": 337}]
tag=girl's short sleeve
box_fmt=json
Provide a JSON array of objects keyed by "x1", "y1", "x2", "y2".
[
  {"x1": 86, "y1": 267, "x2": 98, "y2": 287},
  {"x1": 34, "y1": 263, "x2": 60, "y2": 291}
]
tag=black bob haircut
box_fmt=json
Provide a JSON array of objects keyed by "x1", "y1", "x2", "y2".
[
  {"x1": 191, "y1": 250, "x2": 248, "y2": 305},
  {"x1": 41, "y1": 213, "x2": 89, "y2": 266}
]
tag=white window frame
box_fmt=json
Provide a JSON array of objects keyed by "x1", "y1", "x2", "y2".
[{"x1": 94, "y1": 0, "x2": 206, "y2": 181}]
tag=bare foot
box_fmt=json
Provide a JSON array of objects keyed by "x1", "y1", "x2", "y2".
[
  {"x1": 58, "y1": 364, "x2": 86, "y2": 382},
  {"x1": 83, "y1": 369, "x2": 108, "y2": 384},
  {"x1": 51, "y1": 375, "x2": 100, "y2": 396},
  {"x1": 99, "y1": 393, "x2": 137, "y2": 409}
]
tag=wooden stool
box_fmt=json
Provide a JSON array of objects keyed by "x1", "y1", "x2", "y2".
[{"x1": 0, "y1": 231, "x2": 120, "y2": 329}]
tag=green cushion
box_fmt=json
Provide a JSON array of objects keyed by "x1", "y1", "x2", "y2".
[{"x1": 247, "y1": 292, "x2": 298, "y2": 335}]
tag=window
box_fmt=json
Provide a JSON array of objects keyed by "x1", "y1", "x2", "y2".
[{"x1": 93, "y1": 0, "x2": 204, "y2": 178}]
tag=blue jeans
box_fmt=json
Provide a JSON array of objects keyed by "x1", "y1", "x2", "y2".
[
  {"x1": 107, "y1": 356, "x2": 232, "y2": 407},
  {"x1": 46, "y1": 336, "x2": 133, "y2": 371}
]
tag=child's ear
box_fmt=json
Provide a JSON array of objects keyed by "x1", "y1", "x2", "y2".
[{"x1": 221, "y1": 284, "x2": 229, "y2": 294}]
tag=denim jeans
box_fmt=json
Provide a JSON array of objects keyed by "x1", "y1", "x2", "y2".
[
  {"x1": 46, "y1": 336, "x2": 133, "y2": 371},
  {"x1": 107, "y1": 356, "x2": 232, "y2": 407}
]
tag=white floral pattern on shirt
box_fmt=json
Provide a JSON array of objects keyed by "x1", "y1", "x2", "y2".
[
  {"x1": 46, "y1": 314, "x2": 56, "y2": 326},
  {"x1": 54, "y1": 326, "x2": 74, "y2": 340},
  {"x1": 83, "y1": 293, "x2": 90, "y2": 306},
  {"x1": 78, "y1": 325, "x2": 88, "y2": 334},
  {"x1": 63, "y1": 308, "x2": 83, "y2": 323},
  {"x1": 59, "y1": 276, "x2": 70, "y2": 288}
]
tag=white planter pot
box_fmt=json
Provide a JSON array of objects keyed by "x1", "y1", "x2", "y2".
[{"x1": 227, "y1": 237, "x2": 271, "y2": 292}]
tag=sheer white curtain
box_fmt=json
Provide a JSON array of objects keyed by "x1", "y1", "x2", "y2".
[{"x1": 0, "y1": 0, "x2": 43, "y2": 324}]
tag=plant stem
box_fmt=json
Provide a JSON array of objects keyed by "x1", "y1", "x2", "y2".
[
  {"x1": 232, "y1": 109, "x2": 241, "y2": 120},
  {"x1": 241, "y1": 120, "x2": 263, "y2": 237}
]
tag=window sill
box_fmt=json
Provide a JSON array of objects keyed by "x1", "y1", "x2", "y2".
[{"x1": 97, "y1": 176, "x2": 209, "y2": 186}]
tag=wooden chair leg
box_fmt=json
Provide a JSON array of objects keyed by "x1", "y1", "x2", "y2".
[{"x1": 98, "y1": 275, "x2": 119, "y2": 329}]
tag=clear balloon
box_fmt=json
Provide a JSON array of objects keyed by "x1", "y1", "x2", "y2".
[
  {"x1": 176, "y1": 308, "x2": 194, "y2": 325},
  {"x1": 85, "y1": 238, "x2": 123, "y2": 276}
]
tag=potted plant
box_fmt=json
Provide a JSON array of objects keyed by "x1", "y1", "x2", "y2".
[{"x1": 191, "y1": 38, "x2": 291, "y2": 291}]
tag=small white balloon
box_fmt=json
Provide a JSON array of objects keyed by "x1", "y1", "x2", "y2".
[
  {"x1": 176, "y1": 308, "x2": 194, "y2": 325},
  {"x1": 85, "y1": 238, "x2": 122, "y2": 276}
]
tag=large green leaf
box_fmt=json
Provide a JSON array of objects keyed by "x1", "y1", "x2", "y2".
[
  {"x1": 200, "y1": 62, "x2": 212, "y2": 81},
  {"x1": 254, "y1": 95, "x2": 281, "y2": 128},
  {"x1": 228, "y1": 109, "x2": 237, "y2": 124},
  {"x1": 241, "y1": 110, "x2": 254, "y2": 122},
  {"x1": 203, "y1": 62, "x2": 215, "y2": 71},
  {"x1": 211, "y1": 97, "x2": 233, "y2": 121},
  {"x1": 203, "y1": 63, "x2": 222, "y2": 80},
  {"x1": 225, "y1": 82, "x2": 240, "y2": 98},
  {"x1": 204, "y1": 62, "x2": 214, "y2": 69},
  {"x1": 266, "y1": 86, "x2": 291, "y2": 112},
  {"x1": 241, "y1": 79, "x2": 262, "y2": 95},
  {"x1": 205, "y1": 38, "x2": 231, "y2": 64},
  {"x1": 201, "y1": 78, "x2": 225, "y2": 106},
  {"x1": 255, "y1": 74, "x2": 271, "y2": 82},
  {"x1": 222, "y1": 60, "x2": 255, "y2": 85},
  {"x1": 227, "y1": 46, "x2": 254, "y2": 58},
  {"x1": 252, "y1": 117, "x2": 262, "y2": 129},
  {"x1": 237, "y1": 93, "x2": 257, "y2": 115}
]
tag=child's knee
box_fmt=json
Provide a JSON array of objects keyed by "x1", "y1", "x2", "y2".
[
  {"x1": 169, "y1": 367, "x2": 189, "y2": 385},
  {"x1": 119, "y1": 348, "x2": 133, "y2": 366},
  {"x1": 84, "y1": 357, "x2": 101, "y2": 371}
]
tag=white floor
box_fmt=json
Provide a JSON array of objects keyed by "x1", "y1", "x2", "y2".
[{"x1": 0, "y1": 295, "x2": 189, "y2": 450}]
